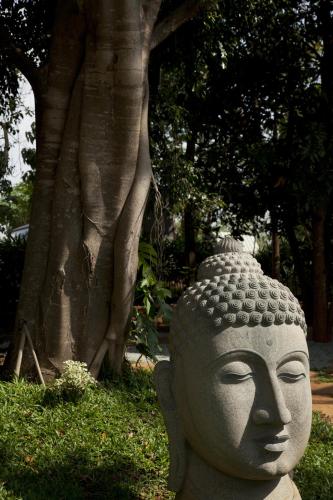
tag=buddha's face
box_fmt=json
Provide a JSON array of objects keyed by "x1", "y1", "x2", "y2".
[{"x1": 173, "y1": 324, "x2": 312, "y2": 480}]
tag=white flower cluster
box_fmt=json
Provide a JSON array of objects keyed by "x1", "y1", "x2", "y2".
[{"x1": 53, "y1": 360, "x2": 97, "y2": 399}]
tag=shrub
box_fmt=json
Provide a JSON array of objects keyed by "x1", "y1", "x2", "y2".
[
  {"x1": 44, "y1": 360, "x2": 97, "y2": 403},
  {"x1": 131, "y1": 242, "x2": 172, "y2": 362}
]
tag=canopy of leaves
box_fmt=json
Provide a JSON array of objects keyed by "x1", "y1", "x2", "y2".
[
  {"x1": 150, "y1": 0, "x2": 333, "y2": 238},
  {"x1": 0, "y1": 179, "x2": 33, "y2": 231},
  {"x1": 0, "y1": 0, "x2": 55, "y2": 105}
]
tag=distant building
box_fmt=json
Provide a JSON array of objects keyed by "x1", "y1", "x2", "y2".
[{"x1": 11, "y1": 224, "x2": 29, "y2": 239}]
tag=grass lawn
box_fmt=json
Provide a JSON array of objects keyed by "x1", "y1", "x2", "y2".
[
  {"x1": 0, "y1": 369, "x2": 172, "y2": 500},
  {"x1": 0, "y1": 369, "x2": 332, "y2": 499}
]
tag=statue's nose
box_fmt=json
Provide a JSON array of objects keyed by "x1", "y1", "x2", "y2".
[{"x1": 252, "y1": 376, "x2": 291, "y2": 425}]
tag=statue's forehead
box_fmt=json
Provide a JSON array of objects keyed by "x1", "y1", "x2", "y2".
[{"x1": 187, "y1": 325, "x2": 308, "y2": 366}]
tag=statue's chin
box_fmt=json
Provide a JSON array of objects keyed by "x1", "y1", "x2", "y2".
[
  {"x1": 200, "y1": 451, "x2": 296, "y2": 482},
  {"x1": 237, "y1": 465, "x2": 289, "y2": 481},
  {"x1": 252, "y1": 460, "x2": 294, "y2": 480}
]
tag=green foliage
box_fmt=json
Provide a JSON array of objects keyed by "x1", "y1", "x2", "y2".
[
  {"x1": 0, "y1": 179, "x2": 33, "y2": 231},
  {"x1": 0, "y1": 236, "x2": 25, "y2": 333},
  {"x1": 0, "y1": 373, "x2": 172, "y2": 499},
  {"x1": 255, "y1": 228, "x2": 313, "y2": 315},
  {"x1": 161, "y1": 235, "x2": 215, "y2": 285},
  {"x1": 130, "y1": 242, "x2": 172, "y2": 362},
  {"x1": 44, "y1": 361, "x2": 97, "y2": 404},
  {"x1": 150, "y1": 0, "x2": 333, "y2": 250},
  {"x1": 0, "y1": 0, "x2": 55, "y2": 109},
  {"x1": 256, "y1": 235, "x2": 299, "y2": 290},
  {"x1": 313, "y1": 371, "x2": 333, "y2": 383},
  {"x1": 137, "y1": 242, "x2": 172, "y2": 316},
  {"x1": 149, "y1": 0, "x2": 333, "y2": 327},
  {"x1": 295, "y1": 412, "x2": 333, "y2": 499},
  {"x1": 149, "y1": 4, "x2": 226, "y2": 234}
]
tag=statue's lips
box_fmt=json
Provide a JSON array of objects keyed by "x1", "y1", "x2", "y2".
[{"x1": 256, "y1": 434, "x2": 290, "y2": 452}]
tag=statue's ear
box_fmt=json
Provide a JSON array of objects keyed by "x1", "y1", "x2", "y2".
[{"x1": 154, "y1": 360, "x2": 186, "y2": 492}]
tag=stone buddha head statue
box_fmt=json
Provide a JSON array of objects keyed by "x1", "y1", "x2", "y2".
[{"x1": 155, "y1": 238, "x2": 311, "y2": 500}]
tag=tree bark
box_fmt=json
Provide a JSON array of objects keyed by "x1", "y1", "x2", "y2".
[
  {"x1": 8, "y1": 0, "x2": 207, "y2": 379},
  {"x1": 13, "y1": 1, "x2": 87, "y2": 377},
  {"x1": 10, "y1": 0, "x2": 153, "y2": 378},
  {"x1": 184, "y1": 204, "x2": 196, "y2": 270},
  {"x1": 285, "y1": 221, "x2": 310, "y2": 322},
  {"x1": 309, "y1": 3, "x2": 333, "y2": 343},
  {"x1": 271, "y1": 230, "x2": 280, "y2": 280},
  {"x1": 183, "y1": 129, "x2": 197, "y2": 282},
  {"x1": 271, "y1": 210, "x2": 280, "y2": 280},
  {"x1": 312, "y1": 206, "x2": 329, "y2": 342}
]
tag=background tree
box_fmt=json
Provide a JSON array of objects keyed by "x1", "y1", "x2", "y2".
[
  {"x1": 150, "y1": 0, "x2": 333, "y2": 341},
  {"x1": 0, "y1": 83, "x2": 31, "y2": 198},
  {"x1": 215, "y1": 0, "x2": 333, "y2": 341},
  {"x1": 0, "y1": 180, "x2": 33, "y2": 231},
  {"x1": 0, "y1": 122, "x2": 36, "y2": 232},
  {"x1": 150, "y1": 5, "x2": 226, "y2": 279}
]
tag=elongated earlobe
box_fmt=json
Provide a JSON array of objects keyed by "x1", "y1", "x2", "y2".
[{"x1": 154, "y1": 360, "x2": 186, "y2": 492}]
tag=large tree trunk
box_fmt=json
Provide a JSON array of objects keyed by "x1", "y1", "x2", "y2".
[
  {"x1": 9, "y1": 0, "x2": 206, "y2": 379},
  {"x1": 271, "y1": 230, "x2": 280, "y2": 280},
  {"x1": 184, "y1": 203, "x2": 197, "y2": 276},
  {"x1": 270, "y1": 210, "x2": 280, "y2": 280},
  {"x1": 312, "y1": 206, "x2": 329, "y2": 342},
  {"x1": 285, "y1": 221, "x2": 311, "y2": 322},
  {"x1": 312, "y1": 2, "x2": 333, "y2": 343},
  {"x1": 183, "y1": 129, "x2": 197, "y2": 282},
  {"x1": 11, "y1": 0, "x2": 158, "y2": 378}
]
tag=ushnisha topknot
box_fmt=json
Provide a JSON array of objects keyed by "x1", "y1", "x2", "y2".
[
  {"x1": 170, "y1": 237, "x2": 307, "y2": 352},
  {"x1": 197, "y1": 237, "x2": 263, "y2": 281}
]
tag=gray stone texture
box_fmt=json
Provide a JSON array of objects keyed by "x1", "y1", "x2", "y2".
[{"x1": 155, "y1": 239, "x2": 312, "y2": 499}]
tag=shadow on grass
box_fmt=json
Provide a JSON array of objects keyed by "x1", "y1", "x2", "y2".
[{"x1": 0, "y1": 446, "x2": 157, "y2": 500}]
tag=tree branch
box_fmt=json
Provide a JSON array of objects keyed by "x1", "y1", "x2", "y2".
[
  {"x1": 10, "y1": 49, "x2": 43, "y2": 95},
  {"x1": 0, "y1": 23, "x2": 44, "y2": 99},
  {"x1": 151, "y1": 0, "x2": 213, "y2": 50},
  {"x1": 143, "y1": 0, "x2": 162, "y2": 25}
]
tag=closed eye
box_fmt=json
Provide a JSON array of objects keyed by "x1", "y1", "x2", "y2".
[
  {"x1": 221, "y1": 372, "x2": 254, "y2": 383},
  {"x1": 278, "y1": 372, "x2": 306, "y2": 383}
]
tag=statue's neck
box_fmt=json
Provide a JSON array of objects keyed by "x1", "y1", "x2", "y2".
[{"x1": 176, "y1": 448, "x2": 301, "y2": 500}]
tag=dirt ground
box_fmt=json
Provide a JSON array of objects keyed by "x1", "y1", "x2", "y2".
[{"x1": 310, "y1": 371, "x2": 333, "y2": 421}]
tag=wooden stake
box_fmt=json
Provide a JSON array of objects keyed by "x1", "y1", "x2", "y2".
[
  {"x1": 14, "y1": 322, "x2": 45, "y2": 385},
  {"x1": 23, "y1": 324, "x2": 45, "y2": 386},
  {"x1": 14, "y1": 326, "x2": 26, "y2": 377}
]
